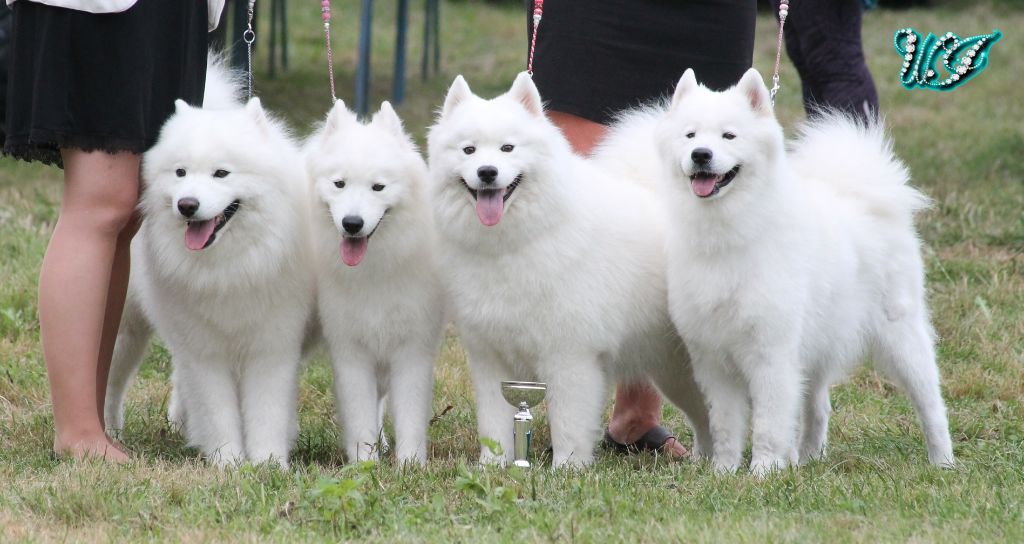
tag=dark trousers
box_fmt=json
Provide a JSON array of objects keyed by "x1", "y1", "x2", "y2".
[{"x1": 772, "y1": 0, "x2": 879, "y2": 121}]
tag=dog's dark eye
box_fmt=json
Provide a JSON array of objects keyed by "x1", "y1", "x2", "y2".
[
  {"x1": 685, "y1": 132, "x2": 696, "y2": 139},
  {"x1": 500, "y1": 144, "x2": 515, "y2": 152},
  {"x1": 175, "y1": 168, "x2": 186, "y2": 177},
  {"x1": 463, "y1": 146, "x2": 476, "y2": 155},
  {"x1": 372, "y1": 183, "x2": 386, "y2": 192},
  {"x1": 213, "y1": 169, "x2": 230, "y2": 178},
  {"x1": 334, "y1": 179, "x2": 346, "y2": 189},
  {"x1": 723, "y1": 132, "x2": 736, "y2": 140}
]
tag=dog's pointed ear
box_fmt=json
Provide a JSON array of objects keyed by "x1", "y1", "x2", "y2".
[
  {"x1": 174, "y1": 99, "x2": 191, "y2": 113},
  {"x1": 670, "y1": 69, "x2": 699, "y2": 109},
  {"x1": 245, "y1": 97, "x2": 268, "y2": 126},
  {"x1": 508, "y1": 72, "x2": 543, "y2": 117},
  {"x1": 325, "y1": 98, "x2": 357, "y2": 134},
  {"x1": 737, "y1": 68, "x2": 773, "y2": 117},
  {"x1": 442, "y1": 75, "x2": 472, "y2": 117},
  {"x1": 372, "y1": 101, "x2": 406, "y2": 138}
]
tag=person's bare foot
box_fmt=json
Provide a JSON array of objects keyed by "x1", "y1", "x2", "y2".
[
  {"x1": 661, "y1": 436, "x2": 689, "y2": 457},
  {"x1": 607, "y1": 383, "x2": 689, "y2": 458},
  {"x1": 106, "y1": 435, "x2": 131, "y2": 456},
  {"x1": 54, "y1": 433, "x2": 130, "y2": 463}
]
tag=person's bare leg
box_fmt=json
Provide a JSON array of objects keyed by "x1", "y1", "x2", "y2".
[
  {"x1": 41, "y1": 149, "x2": 141, "y2": 461},
  {"x1": 547, "y1": 111, "x2": 687, "y2": 457},
  {"x1": 94, "y1": 213, "x2": 140, "y2": 453},
  {"x1": 547, "y1": 111, "x2": 608, "y2": 156}
]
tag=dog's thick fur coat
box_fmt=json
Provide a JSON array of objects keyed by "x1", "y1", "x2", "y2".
[
  {"x1": 599, "y1": 68, "x2": 955, "y2": 474},
  {"x1": 104, "y1": 63, "x2": 315, "y2": 467},
  {"x1": 305, "y1": 101, "x2": 444, "y2": 465},
  {"x1": 428, "y1": 73, "x2": 710, "y2": 468}
]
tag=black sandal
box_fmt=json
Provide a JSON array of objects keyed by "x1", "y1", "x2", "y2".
[{"x1": 602, "y1": 425, "x2": 678, "y2": 454}]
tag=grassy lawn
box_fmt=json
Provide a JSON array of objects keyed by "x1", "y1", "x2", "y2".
[{"x1": 2, "y1": 1, "x2": 1023, "y2": 541}]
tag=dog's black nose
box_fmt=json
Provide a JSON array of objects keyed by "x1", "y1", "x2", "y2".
[
  {"x1": 342, "y1": 215, "x2": 364, "y2": 234},
  {"x1": 691, "y1": 148, "x2": 713, "y2": 165},
  {"x1": 177, "y1": 197, "x2": 199, "y2": 218},
  {"x1": 691, "y1": 148, "x2": 714, "y2": 165},
  {"x1": 477, "y1": 165, "x2": 498, "y2": 184}
]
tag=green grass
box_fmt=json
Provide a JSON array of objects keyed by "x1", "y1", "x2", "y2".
[{"x1": 2, "y1": 0, "x2": 1023, "y2": 541}]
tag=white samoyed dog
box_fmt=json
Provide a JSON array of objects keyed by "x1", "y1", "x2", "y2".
[
  {"x1": 104, "y1": 63, "x2": 315, "y2": 468},
  {"x1": 428, "y1": 73, "x2": 711, "y2": 468},
  {"x1": 304, "y1": 100, "x2": 444, "y2": 465},
  {"x1": 600, "y1": 68, "x2": 954, "y2": 474}
]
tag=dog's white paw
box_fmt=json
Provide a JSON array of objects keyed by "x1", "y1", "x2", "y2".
[
  {"x1": 930, "y1": 453, "x2": 958, "y2": 469},
  {"x1": 712, "y1": 459, "x2": 740, "y2": 475},
  {"x1": 479, "y1": 449, "x2": 507, "y2": 467},
  {"x1": 750, "y1": 456, "x2": 792, "y2": 478},
  {"x1": 552, "y1": 452, "x2": 593, "y2": 470},
  {"x1": 207, "y1": 448, "x2": 245, "y2": 469}
]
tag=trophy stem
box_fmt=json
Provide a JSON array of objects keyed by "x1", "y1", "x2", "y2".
[
  {"x1": 513, "y1": 401, "x2": 533, "y2": 468},
  {"x1": 501, "y1": 380, "x2": 546, "y2": 469}
]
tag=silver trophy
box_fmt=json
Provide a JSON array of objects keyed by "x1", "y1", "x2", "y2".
[{"x1": 500, "y1": 381, "x2": 547, "y2": 468}]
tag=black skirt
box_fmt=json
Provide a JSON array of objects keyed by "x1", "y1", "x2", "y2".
[
  {"x1": 527, "y1": 0, "x2": 757, "y2": 125},
  {"x1": 3, "y1": 0, "x2": 209, "y2": 168}
]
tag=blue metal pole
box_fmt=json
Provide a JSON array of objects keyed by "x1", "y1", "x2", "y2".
[
  {"x1": 431, "y1": 0, "x2": 440, "y2": 73},
  {"x1": 280, "y1": 0, "x2": 289, "y2": 71},
  {"x1": 269, "y1": 0, "x2": 278, "y2": 78},
  {"x1": 393, "y1": 0, "x2": 408, "y2": 105},
  {"x1": 356, "y1": 0, "x2": 373, "y2": 118},
  {"x1": 421, "y1": 0, "x2": 430, "y2": 80}
]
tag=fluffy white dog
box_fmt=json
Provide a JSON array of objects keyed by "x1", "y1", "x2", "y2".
[
  {"x1": 304, "y1": 100, "x2": 444, "y2": 465},
  {"x1": 104, "y1": 65, "x2": 315, "y2": 468},
  {"x1": 600, "y1": 68, "x2": 955, "y2": 474},
  {"x1": 428, "y1": 73, "x2": 710, "y2": 468}
]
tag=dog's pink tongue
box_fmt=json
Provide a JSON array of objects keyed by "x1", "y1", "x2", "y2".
[
  {"x1": 691, "y1": 175, "x2": 720, "y2": 198},
  {"x1": 475, "y1": 189, "x2": 505, "y2": 226},
  {"x1": 340, "y1": 237, "x2": 369, "y2": 267},
  {"x1": 185, "y1": 220, "x2": 217, "y2": 251}
]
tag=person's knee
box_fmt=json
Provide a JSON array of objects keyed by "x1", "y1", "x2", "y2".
[
  {"x1": 76, "y1": 189, "x2": 140, "y2": 236},
  {"x1": 60, "y1": 151, "x2": 141, "y2": 236},
  {"x1": 58, "y1": 187, "x2": 138, "y2": 238}
]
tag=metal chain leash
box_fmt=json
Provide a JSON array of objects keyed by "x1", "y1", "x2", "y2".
[
  {"x1": 770, "y1": 0, "x2": 790, "y2": 105},
  {"x1": 244, "y1": 0, "x2": 257, "y2": 100},
  {"x1": 321, "y1": 0, "x2": 337, "y2": 102}
]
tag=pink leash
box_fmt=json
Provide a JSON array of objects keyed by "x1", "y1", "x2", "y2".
[{"x1": 527, "y1": 0, "x2": 544, "y2": 75}]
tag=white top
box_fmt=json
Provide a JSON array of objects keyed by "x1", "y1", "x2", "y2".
[{"x1": 6, "y1": 0, "x2": 227, "y2": 31}]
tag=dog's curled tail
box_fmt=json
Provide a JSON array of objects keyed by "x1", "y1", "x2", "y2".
[
  {"x1": 592, "y1": 105, "x2": 666, "y2": 191},
  {"x1": 203, "y1": 51, "x2": 246, "y2": 110},
  {"x1": 790, "y1": 111, "x2": 931, "y2": 223}
]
